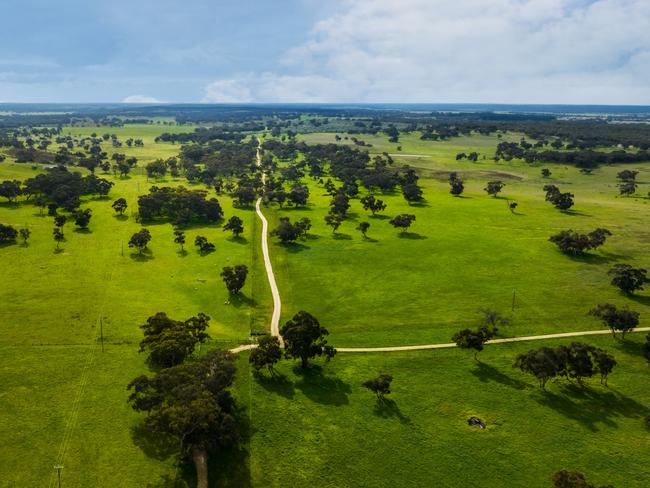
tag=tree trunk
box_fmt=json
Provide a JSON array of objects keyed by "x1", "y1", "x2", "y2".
[
  {"x1": 192, "y1": 447, "x2": 209, "y2": 488},
  {"x1": 301, "y1": 356, "x2": 309, "y2": 368}
]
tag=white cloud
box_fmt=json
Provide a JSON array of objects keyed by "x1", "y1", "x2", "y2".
[
  {"x1": 202, "y1": 78, "x2": 253, "y2": 103},
  {"x1": 202, "y1": 0, "x2": 650, "y2": 104},
  {"x1": 122, "y1": 94, "x2": 164, "y2": 103}
]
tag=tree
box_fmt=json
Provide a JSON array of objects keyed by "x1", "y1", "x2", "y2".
[
  {"x1": 52, "y1": 227, "x2": 65, "y2": 249},
  {"x1": 356, "y1": 221, "x2": 370, "y2": 238},
  {"x1": 280, "y1": 311, "x2": 336, "y2": 368},
  {"x1": 329, "y1": 191, "x2": 350, "y2": 216},
  {"x1": 481, "y1": 309, "x2": 510, "y2": 328},
  {"x1": 360, "y1": 195, "x2": 387, "y2": 215},
  {"x1": 72, "y1": 208, "x2": 92, "y2": 229},
  {"x1": 139, "y1": 312, "x2": 210, "y2": 368},
  {"x1": 608, "y1": 264, "x2": 647, "y2": 294},
  {"x1": 223, "y1": 216, "x2": 244, "y2": 237},
  {"x1": 270, "y1": 217, "x2": 302, "y2": 244},
  {"x1": 484, "y1": 181, "x2": 505, "y2": 197},
  {"x1": 591, "y1": 348, "x2": 617, "y2": 385},
  {"x1": 362, "y1": 373, "x2": 393, "y2": 399},
  {"x1": 194, "y1": 235, "x2": 215, "y2": 254},
  {"x1": 549, "y1": 228, "x2": 611, "y2": 255},
  {"x1": 401, "y1": 183, "x2": 423, "y2": 203},
  {"x1": 452, "y1": 326, "x2": 496, "y2": 361},
  {"x1": 127, "y1": 350, "x2": 238, "y2": 488},
  {"x1": 129, "y1": 229, "x2": 152, "y2": 255},
  {"x1": 544, "y1": 186, "x2": 575, "y2": 210},
  {"x1": 221, "y1": 265, "x2": 248, "y2": 295},
  {"x1": 449, "y1": 173, "x2": 464, "y2": 196},
  {"x1": 552, "y1": 469, "x2": 612, "y2": 488},
  {"x1": 0, "y1": 224, "x2": 18, "y2": 243},
  {"x1": 541, "y1": 168, "x2": 552, "y2": 178},
  {"x1": 514, "y1": 347, "x2": 565, "y2": 390},
  {"x1": 389, "y1": 214, "x2": 416, "y2": 234},
  {"x1": 589, "y1": 303, "x2": 640, "y2": 339},
  {"x1": 112, "y1": 198, "x2": 128, "y2": 215},
  {"x1": 324, "y1": 212, "x2": 343, "y2": 233},
  {"x1": 288, "y1": 183, "x2": 309, "y2": 206},
  {"x1": 146, "y1": 159, "x2": 167, "y2": 178},
  {"x1": 54, "y1": 215, "x2": 67, "y2": 228},
  {"x1": 173, "y1": 230, "x2": 185, "y2": 251},
  {"x1": 618, "y1": 180, "x2": 637, "y2": 196},
  {"x1": 249, "y1": 335, "x2": 282, "y2": 375},
  {"x1": 19, "y1": 227, "x2": 31, "y2": 244},
  {"x1": 0, "y1": 180, "x2": 22, "y2": 202},
  {"x1": 617, "y1": 169, "x2": 638, "y2": 182}
]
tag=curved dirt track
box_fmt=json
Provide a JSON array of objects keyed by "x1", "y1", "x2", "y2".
[{"x1": 239, "y1": 140, "x2": 650, "y2": 355}]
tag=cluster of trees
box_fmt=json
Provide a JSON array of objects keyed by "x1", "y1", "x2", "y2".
[
  {"x1": 0, "y1": 169, "x2": 112, "y2": 214},
  {"x1": 589, "y1": 303, "x2": 640, "y2": 338},
  {"x1": 544, "y1": 184, "x2": 574, "y2": 210},
  {"x1": 607, "y1": 264, "x2": 647, "y2": 294},
  {"x1": 270, "y1": 217, "x2": 312, "y2": 243},
  {"x1": 249, "y1": 311, "x2": 336, "y2": 372},
  {"x1": 514, "y1": 342, "x2": 616, "y2": 389},
  {"x1": 552, "y1": 469, "x2": 613, "y2": 488},
  {"x1": 128, "y1": 311, "x2": 237, "y2": 488},
  {"x1": 616, "y1": 169, "x2": 639, "y2": 196},
  {"x1": 449, "y1": 172, "x2": 464, "y2": 196},
  {"x1": 138, "y1": 186, "x2": 223, "y2": 226},
  {"x1": 549, "y1": 228, "x2": 611, "y2": 255}
]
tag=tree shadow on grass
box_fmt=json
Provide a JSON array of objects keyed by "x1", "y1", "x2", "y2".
[
  {"x1": 535, "y1": 384, "x2": 649, "y2": 432},
  {"x1": 470, "y1": 362, "x2": 528, "y2": 390},
  {"x1": 207, "y1": 406, "x2": 253, "y2": 488},
  {"x1": 0, "y1": 202, "x2": 21, "y2": 210},
  {"x1": 131, "y1": 423, "x2": 177, "y2": 461},
  {"x1": 293, "y1": 364, "x2": 351, "y2": 406},
  {"x1": 274, "y1": 241, "x2": 310, "y2": 253},
  {"x1": 177, "y1": 249, "x2": 188, "y2": 257},
  {"x1": 373, "y1": 398, "x2": 411, "y2": 424},
  {"x1": 613, "y1": 338, "x2": 647, "y2": 358},
  {"x1": 398, "y1": 232, "x2": 427, "y2": 240},
  {"x1": 370, "y1": 214, "x2": 391, "y2": 220},
  {"x1": 53, "y1": 247, "x2": 65, "y2": 254},
  {"x1": 253, "y1": 371, "x2": 295, "y2": 399},
  {"x1": 362, "y1": 237, "x2": 379, "y2": 243},
  {"x1": 229, "y1": 293, "x2": 255, "y2": 308},
  {"x1": 0, "y1": 241, "x2": 17, "y2": 249},
  {"x1": 407, "y1": 200, "x2": 430, "y2": 207},
  {"x1": 73, "y1": 227, "x2": 92, "y2": 234},
  {"x1": 227, "y1": 236, "x2": 248, "y2": 245},
  {"x1": 130, "y1": 249, "x2": 154, "y2": 261},
  {"x1": 627, "y1": 293, "x2": 650, "y2": 306},
  {"x1": 560, "y1": 209, "x2": 592, "y2": 217},
  {"x1": 566, "y1": 252, "x2": 624, "y2": 266},
  {"x1": 114, "y1": 214, "x2": 129, "y2": 221},
  {"x1": 145, "y1": 474, "x2": 189, "y2": 488},
  {"x1": 332, "y1": 232, "x2": 352, "y2": 240}
]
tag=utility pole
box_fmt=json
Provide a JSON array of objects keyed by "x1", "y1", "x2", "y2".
[
  {"x1": 512, "y1": 289, "x2": 516, "y2": 312},
  {"x1": 54, "y1": 464, "x2": 63, "y2": 488},
  {"x1": 100, "y1": 316, "x2": 104, "y2": 353}
]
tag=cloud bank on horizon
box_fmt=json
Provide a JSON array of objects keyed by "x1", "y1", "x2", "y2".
[{"x1": 1, "y1": 0, "x2": 649, "y2": 104}]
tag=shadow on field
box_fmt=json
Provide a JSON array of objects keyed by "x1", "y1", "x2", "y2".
[
  {"x1": 73, "y1": 227, "x2": 92, "y2": 234},
  {"x1": 227, "y1": 236, "x2": 248, "y2": 245},
  {"x1": 398, "y1": 232, "x2": 427, "y2": 240},
  {"x1": 144, "y1": 474, "x2": 189, "y2": 488},
  {"x1": 362, "y1": 237, "x2": 379, "y2": 243},
  {"x1": 275, "y1": 242, "x2": 310, "y2": 253},
  {"x1": 0, "y1": 241, "x2": 17, "y2": 249},
  {"x1": 373, "y1": 398, "x2": 411, "y2": 424},
  {"x1": 130, "y1": 249, "x2": 154, "y2": 261},
  {"x1": 293, "y1": 365, "x2": 351, "y2": 406},
  {"x1": 535, "y1": 385, "x2": 649, "y2": 432},
  {"x1": 229, "y1": 293, "x2": 255, "y2": 308},
  {"x1": 0, "y1": 202, "x2": 21, "y2": 210},
  {"x1": 561, "y1": 209, "x2": 592, "y2": 217},
  {"x1": 408, "y1": 200, "x2": 430, "y2": 207},
  {"x1": 131, "y1": 423, "x2": 177, "y2": 461},
  {"x1": 332, "y1": 232, "x2": 352, "y2": 240},
  {"x1": 613, "y1": 338, "x2": 647, "y2": 358},
  {"x1": 254, "y1": 372, "x2": 295, "y2": 399},
  {"x1": 567, "y1": 252, "x2": 624, "y2": 265},
  {"x1": 470, "y1": 363, "x2": 527, "y2": 390},
  {"x1": 207, "y1": 407, "x2": 253, "y2": 488},
  {"x1": 114, "y1": 214, "x2": 129, "y2": 221},
  {"x1": 627, "y1": 294, "x2": 650, "y2": 306}
]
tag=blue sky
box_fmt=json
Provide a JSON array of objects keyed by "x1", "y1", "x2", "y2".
[{"x1": 1, "y1": 0, "x2": 649, "y2": 104}]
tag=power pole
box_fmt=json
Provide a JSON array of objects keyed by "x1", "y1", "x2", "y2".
[
  {"x1": 100, "y1": 317, "x2": 104, "y2": 353},
  {"x1": 54, "y1": 464, "x2": 63, "y2": 488}
]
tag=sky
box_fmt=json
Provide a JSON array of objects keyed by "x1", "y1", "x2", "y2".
[{"x1": 1, "y1": 0, "x2": 649, "y2": 104}]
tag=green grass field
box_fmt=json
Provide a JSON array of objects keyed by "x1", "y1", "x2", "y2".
[{"x1": 1, "y1": 126, "x2": 649, "y2": 487}]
